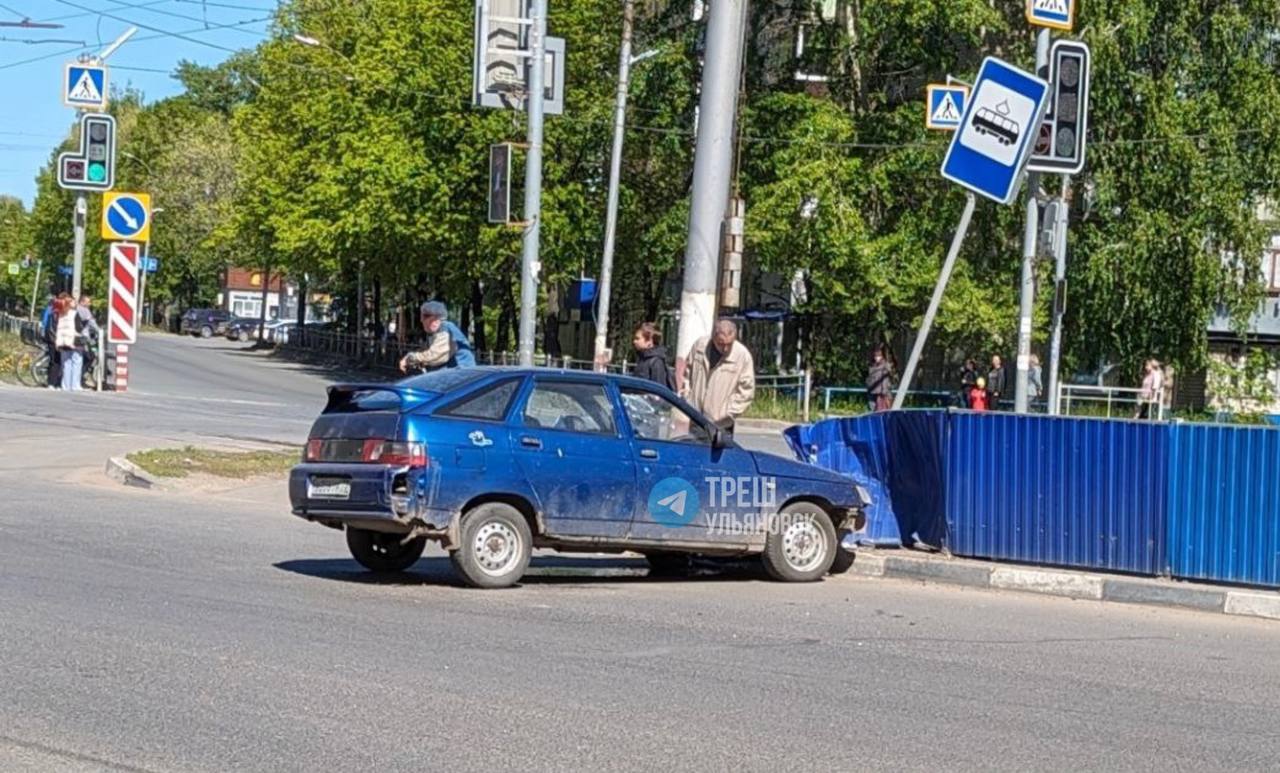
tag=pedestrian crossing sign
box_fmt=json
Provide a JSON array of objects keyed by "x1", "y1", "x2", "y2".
[
  {"x1": 1027, "y1": 0, "x2": 1075, "y2": 31},
  {"x1": 63, "y1": 63, "x2": 108, "y2": 110},
  {"x1": 926, "y1": 84, "x2": 969, "y2": 131}
]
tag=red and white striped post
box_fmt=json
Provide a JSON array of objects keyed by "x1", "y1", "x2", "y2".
[{"x1": 107, "y1": 242, "x2": 139, "y2": 392}]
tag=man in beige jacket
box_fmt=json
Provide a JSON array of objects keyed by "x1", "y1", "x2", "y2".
[{"x1": 683, "y1": 319, "x2": 755, "y2": 428}]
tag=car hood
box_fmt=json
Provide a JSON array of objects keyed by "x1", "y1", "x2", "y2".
[{"x1": 749, "y1": 449, "x2": 854, "y2": 486}]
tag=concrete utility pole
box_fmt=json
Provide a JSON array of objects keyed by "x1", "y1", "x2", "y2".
[
  {"x1": 592, "y1": 0, "x2": 636, "y2": 370},
  {"x1": 674, "y1": 0, "x2": 748, "y2": 387},
  {"x1": 1014, "y1": 28, "x2": 1051, "y2": 413},
  {"x1": 517, "y1": 0, "x2": 549, "y2": 367}
]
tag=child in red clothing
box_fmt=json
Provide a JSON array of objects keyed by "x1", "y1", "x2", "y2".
[{"x1": 968, "y1": 376, "x2": 988, "y2": 411}]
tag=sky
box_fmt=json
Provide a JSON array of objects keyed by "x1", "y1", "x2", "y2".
[{"x1": 0, "y1": 0, "x2": 276, "y2": 207}]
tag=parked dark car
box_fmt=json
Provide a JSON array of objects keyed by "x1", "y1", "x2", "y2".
[
  {"x1": 226, "y1": 317, "x2": 286, "y2": 342},
  {"x1": 290, "y1": 368, "x2": 870, "y2": 588},
  {"x1": 180, "y1": 309, "x2": 234, "y2": 338}
]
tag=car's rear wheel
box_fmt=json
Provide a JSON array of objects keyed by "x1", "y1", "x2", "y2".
[
  {"x1": 238, "y1": 329, "x2": 249, "y2": 342},
  {"x1": 762, "y1": 502, "x2": 837, "y2": 582},
  {"x1": 200, "y1": 325, "x2": 213, "y2": 339},
  {"x1": 346, "y1": 527, "x2": 426, "y2": 572},
  {"x1": 450, "y1": 503, "x2": 532, "y2": 589}
]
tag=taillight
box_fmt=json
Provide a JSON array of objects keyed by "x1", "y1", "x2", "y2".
[
  {"x1": 304, "y1": 438, "x2": 323, "y2": 461},
  {"x1": 360, "y1": 439, "x2": 428, "y2": 468}
]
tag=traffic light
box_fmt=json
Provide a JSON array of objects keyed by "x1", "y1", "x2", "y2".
[
  {"x1": 488, "y1": 143, "x2": 512, "y2": 224},
  {"x1": 1028, "y1": 40, "x2": 1090, "y2": 174},
  {"x1": 57, "y1": 113, "x2": 116, "y2": 192}
]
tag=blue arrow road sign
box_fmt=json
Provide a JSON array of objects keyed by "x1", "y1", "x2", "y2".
[
  {"x1": 65, "y1": 64, "x2": 107, "y2": 109},
  {"x1": 940, "y1": 57, "x2": 1050, "y2": 205},
  {"x1": 105, "y1": 195, "x2": 148, "y2": 239}
]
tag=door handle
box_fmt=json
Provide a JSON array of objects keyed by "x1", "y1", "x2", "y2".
[
  {"x1": 520, "y1": 436, "x2": 543, "y2": 449},
  {"x1": 639, "y1": 448, "x2": 658, "y2": 459}
]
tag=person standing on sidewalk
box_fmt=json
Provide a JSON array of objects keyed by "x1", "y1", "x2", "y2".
[
  {"x1": 684, "y1": 319, "x2": 755, "y2": 430},
  {"x1": 76, "y1": 295, "x2": 101, "y2": 383},
  {"x1": 865, "y1": 344, "x2": 895, "y2": 412},
  {"x1": 987, "y1": 355, "x2": 1007, "y2": 411},
  {"x1": 40, "y1": 295, "x2": 62, "y2": 389},
  {"x1": 398, "y1": 301, "x2": 475, "y2": 373},
  {"x1": 53, "y1": 294, "x2": 83, "y2": 391},
  {"x1": 631, "y1": 322, "x2": 674, "y2": 390}
]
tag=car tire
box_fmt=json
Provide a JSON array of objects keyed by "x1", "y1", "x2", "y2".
[
  {"x1": 346, "y1": 527, "x2": 426, "y2": 572},
  {"x1": 761, "y1": 501, "x2": 837, "y2": 583},
  {"x1": 238, "y1": 330, "x2": 249, "y2": 343},
  {"x1": 200, "y1": 325, "x2": 213, "y2": 339},
  {"x1": 449, "y1": 503, "x2": 532, "y2": 589},
  {"x1": 829, "y1": 545, "x2": 856, "y2": 575},
  {"x1": 643, "y1": 551, "x2": 692, "y2": 578}
]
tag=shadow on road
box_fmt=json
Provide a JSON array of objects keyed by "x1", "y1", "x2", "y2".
[{"x1": 274, "y1": 555, "x2": 769, "y2": 587}]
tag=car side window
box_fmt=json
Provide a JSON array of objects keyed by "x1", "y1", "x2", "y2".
[
  {"x1": 523, "y1": 382, "x2": 617, "y2": 435},
  {"x1": 438, "y1": 379, "x2": 520, "y2": 421},
  {"x1": 620, "y1": 388, "x2": 711, "y2": 445}
]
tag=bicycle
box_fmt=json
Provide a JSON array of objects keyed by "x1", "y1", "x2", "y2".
[{"x1": 14, "y1": 327, "x2": 99, "y2": 390}]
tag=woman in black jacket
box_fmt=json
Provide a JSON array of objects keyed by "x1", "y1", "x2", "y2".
[{"x1": 632, "y1": 322, "x2": 674, "y2": 390}]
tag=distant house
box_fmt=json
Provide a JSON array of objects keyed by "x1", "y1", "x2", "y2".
[{"x1": 219, "y1": 267, "x2": 288, "y2": 321}]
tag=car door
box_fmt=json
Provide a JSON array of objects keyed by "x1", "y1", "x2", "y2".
[
  {"x1": 510, "y1": 377, "x2": 638, "y2": 539},
  {"x1": 617, "y1": 385, "x2": 760, "y2": 545}
]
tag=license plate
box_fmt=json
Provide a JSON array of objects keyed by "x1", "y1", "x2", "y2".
[{"x1": 308, "y1": 479, "x2": 351, "y2": 500}]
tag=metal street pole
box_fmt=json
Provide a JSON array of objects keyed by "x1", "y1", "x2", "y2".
[
  {"x1": 71, "y1": 193, "x2": 86, "y2": 299},
  {"x1": 592, "y1": 0, "x2": 635, "y2": 371},
  {"x1": 138, "y1": 240, "x2": 149, "y2": 327},
  {"x1": 894, "y1": 193, "x2": 977, "y2": 409},
  {"x1": 1047, "y1": 176, "x2": 1071, "y2": 414},
  {"x1": 517, "y1": 0, "x2": 549, "y2": 367},
  {"x1": 28, "y1": 259, "x2": 42, "y2": 322},
  {"x1": 1014, "y1": 28, "x2": 1051, "y2": 413},
  {"x1": 674, "y1": 0, "x2": 748, "y2": 387},
  {"x1": 356, "y1": 259, "x2": 365, "y2": 358}
]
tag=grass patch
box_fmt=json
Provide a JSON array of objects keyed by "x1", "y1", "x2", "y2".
[
  {"x1": 0, "y1": 331, "x2": 25, "y2": 384},
  {"x1": 127, "y1": 446, "x2": 299, "y2": 479}
]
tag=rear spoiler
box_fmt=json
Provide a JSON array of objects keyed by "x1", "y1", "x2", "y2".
[{"x1": 324, "y1": 383, "x2": 437, "y2": 414}]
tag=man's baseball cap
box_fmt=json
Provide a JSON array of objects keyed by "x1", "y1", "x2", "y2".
[{"x1": 420, "y1": 301, "x2": 447, "y2": 318}]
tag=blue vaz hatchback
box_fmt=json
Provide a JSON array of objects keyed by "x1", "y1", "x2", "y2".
[{"x1": 290, "y1": 368, "x2": 869, "y2": 588}]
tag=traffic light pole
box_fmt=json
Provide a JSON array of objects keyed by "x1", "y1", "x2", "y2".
[
  {"x1": 1014, "y1": 28, "x2": 1051, "y2": 413},
  {"x1": 71, "y1": 192, "x2": 87, "y2": 299},
  {"x1": 517, "y1": 0, "x2": 548, "y2": 367}
]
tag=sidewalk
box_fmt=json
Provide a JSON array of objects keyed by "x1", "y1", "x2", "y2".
[{"x1": 850, "y1": 548, "x2": 1280, "y2": 622}]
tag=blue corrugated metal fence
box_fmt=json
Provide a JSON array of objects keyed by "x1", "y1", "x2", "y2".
[{"x1": 794, "y1": 410, "x2": 1280, "y2": 588}]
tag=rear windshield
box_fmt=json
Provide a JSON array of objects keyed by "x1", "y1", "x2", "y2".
[
  {"x1": 397, "y1": 369, "x2": 488, "y2": 393},
  {"x1": 324, "y1": 389, "x2": 403, "y2": 414}
]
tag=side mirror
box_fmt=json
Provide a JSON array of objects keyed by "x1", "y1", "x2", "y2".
[{"x1": 711, "y1": 427, "x2": 730, "y2": 449}]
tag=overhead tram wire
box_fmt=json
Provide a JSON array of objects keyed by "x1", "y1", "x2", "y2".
[
  {"x1": 94, "y1": 0, "x2": 271, "y2": 39},
  {"x1": 51, "y1": 0, "x2": 255, "y2": 54},
  {"x1": 0, "y1": 12, "x2": 270, "y2": 69}
]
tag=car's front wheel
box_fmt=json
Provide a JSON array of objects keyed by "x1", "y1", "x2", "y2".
[
  {"x1": 200, "y1": 325, "x2": 213, "y2": 339},
  {"x1": 346, "y1": 527, "x2": 426, "y2": 572},
  {"x1": 762, "y1": 502, "x2": 837, "y2": 582},
  {"x1": 450, "y1": 503, "x2": 532, "y2": 589},
  {"x1": 237, "y1": 330, "x2": 249, "y2": 342}
]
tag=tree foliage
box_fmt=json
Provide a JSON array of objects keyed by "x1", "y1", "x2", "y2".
[{"x1": 8, "y1": 0, "x2": 1279, "y2": 383}]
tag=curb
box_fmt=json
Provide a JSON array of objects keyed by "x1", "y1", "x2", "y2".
[
  {"x1": 851, "y1": 550, "x2": 1280, "y2": 623},
  {"x1": 735, "y1": 418, "x2": 796, "y2": 433},
  {"x1": 104, "y1": 457, "x2": 155, "y2": 490}
]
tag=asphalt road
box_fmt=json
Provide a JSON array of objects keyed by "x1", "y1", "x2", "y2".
[{"x1": 2, "y1": 334, "x2": 1279, "y2": 772}]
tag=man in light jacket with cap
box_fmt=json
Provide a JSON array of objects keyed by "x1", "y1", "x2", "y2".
[
  {"x1": 683, "y1": 319, "x2": 755, "y2": 430},
  {"x1": 399, "y1": 301, "x2": 476, "y2": 373}
]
